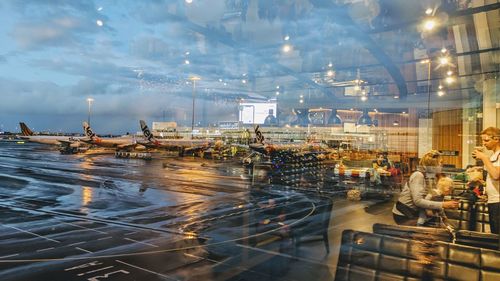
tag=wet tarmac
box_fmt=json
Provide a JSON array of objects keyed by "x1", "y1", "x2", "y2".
[{"x1": 1, "y1": 141, "x2": 376, "y2": 281}]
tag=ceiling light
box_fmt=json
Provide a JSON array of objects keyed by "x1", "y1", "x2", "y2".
[
  {"x1": 447, "y1": 70, "x2": 453, "y2": 76},
  {"x1": 276, "y1": 85, "x2": 280, "y2": 89},
  {"x1": 445, "y1": 77, "x2": 455, "y2": 84},
  {"x1": 328, "y1": 62, "x2": 333, "y2": 68},
  {"x1": 185, "y1": 0, "x2": 193, "y2": 4},
  {"x1": 361, "y1": 96, "x2": 367, "y2": 102},
  {"x1": 438, "y1": 84, "x2": 443, "y2": 90},
  {"x1": 185, "y1": 51, "x2": 190, "y2": 55},
  {"x1": 241, "y1": 79, "x2": 247, "y2": 84},
  {"x1": 327, "y1": 70, "x2": 334, "y2": 77},
  {"x1": 437, "y1": 90, "x2": 445, "y2": 96},
  {"x1": 299, "y1": 94, "x2": 303, "y2": 98},
  {"x1": 394, "y1": 95, "x2": 399, "y2": 99},
  {"x1": 96, "y1": 19, "x2": 104, "y2": 26},
  {"x1": 425, "y1": 8, "x2": 433, "y2": 15},
  {"x1": 423, "y1": 19, "x2": 436, "y2": 31},
  {"x1": 402, "y1": 111, "x2": 406, "y2": 114},
  {"x1": 275, "y1": 91, "x2": 280, "y2": 95},
  {"x1": 350, "y1": 108, "x2": 354, "y2": 111},
  {"x1": 299, "y1": 99, "x2": 304, "y2": 103},
  {"x1": 420, "y1": 59, "x2": 430, "y2": 64},
  {"x1": 97, "y1": 7, "x2": 103, "y2": 11},
  {"x1": 284, "y1": 35, "x2": 290, "y2": 41},
  {"x1": 184, "y1": 60, "x2": 190, "y2": 65},
  {"x1": 223, "y1": 82, "x2": 227, "y2": 86},
  {"x1": 374, "y1": 109, "x2": 378, "y2": 112},
  {"x1": 441, "y1": 47, "x2": 447, "y2": 53},
  {"x1": 393, "y1": 120, "x2": 400, "y2": 126},
  {"x1": 282, "y1": 44, "x2": 292, "y2": 53},
  {"x1": 218, "y1": 78, "x2": 223, "y2": 82}
]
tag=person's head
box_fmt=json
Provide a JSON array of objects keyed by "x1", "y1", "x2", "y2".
[
  {"x1": 436, "y1": 177, "x2": 453, "y2": 195},
  {"x1": 376, "y1": 153, "x2": 384, "y2": 162},
  {"x1": 480, "y1": 127, "x2": 500, "y2": 151},
  {"x1": 419, "y1": 150, "x2": 442, "y2": 168}
]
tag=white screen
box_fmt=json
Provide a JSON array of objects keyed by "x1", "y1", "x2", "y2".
[{"x1": 238, "y1": 103, "x2": 277, "y2": 124}]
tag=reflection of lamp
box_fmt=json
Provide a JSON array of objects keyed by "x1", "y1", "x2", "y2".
[
  {"x1": 328, "y1": 109, "x2": 342, "y2": 126},
  {"x1": 86, "y1": 97, "x2": 94, "y2": 126},
  {"x1": 189, "y1": 76, "x2": 201, "y2": 139},
  {"x1": 393, "y1": 120, "x2": 400, "y2": 126},
  {"x1": 357, "y1": 109, "x2": 373, "y2": 126}
]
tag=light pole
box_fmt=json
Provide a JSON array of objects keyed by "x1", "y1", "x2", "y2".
[
  {"x1": 189, "y1": 76, "x2": 201, "y2": 139},
  {"x1": 86, "y1": 98, "x2": 94, "y2": 126}
]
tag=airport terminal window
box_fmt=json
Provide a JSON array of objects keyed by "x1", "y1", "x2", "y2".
[{"x1": 0, "y1": 1, "x2": 499, "y2": 280}]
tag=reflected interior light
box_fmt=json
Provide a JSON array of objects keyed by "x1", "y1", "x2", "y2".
[
  {"x1": 361, "y1": 96, "x2": 367, "y2": 101},
  {"x1": 437, "y1": 90, "x2": 445, "y2": 96},
  {"x1": 276, "y1": 85, "x2": 280, "y2": 89},
  {"x1": 423, "y1": 19, "x2": 436, "y2": 31},
  {"x1": 393, "y1": 120, "x2": 400, "y2": 126},
  {"x1": 299, "y1": 99, "x2": 304, "y2": 103},
  {"x1": 185, "y1": 0, "x2": 193, "y2": 4},
  {"x1": 97, "y1": 6, "x2": 103, "y2": 11},
  {"x1": 284, "y1": 35, "x2": 290, "y2": 41},
  {"x1": 223, "y1": 82, "x2": 227, "y2": 86},
  {"x1": 441, "y1": 47, "x2": 447, "y2": 53},
  {"x1": 241, "y1": 79, "x2": 246, "y2": 84},
  {"x1": 82, "y1": 186, "x2": 93, "y2": 206},
  {"x1": 425, "y1": 8, "x2": 433, "y2": 15},
  {"x1": 282, "y1": 44, "x2": 292, "y2": 53},
  {"x1": 447, "y1": 70, "x2": 453, "y2": 76},
  {"x1": 420, "y1": 59, "x2": 430, "y2": 64},
  {"x1": 438, "y1": 84, "x2": 443, "y2": 89},
  {"x1": 184, "y1": 59, "x2": 190, "y2": 65},
  {"x1": 275, "y1": 91, "x2": 280, "y2": 95},
  {"x1": 328, "y1": 62, "x2": 333, "y2": 68},
  {"x1": 394, "y1": 95, "x2": 399, "y2": 99},
  {"x1": 96, "y1": 19, "x2": 104, "y2": 26},
  {"x1": 439, "y1": 57, "x2": 449, "y2": 65},
  {"x1": 327, "y1": 70, "x2": 334, "y2": 77},
  {"x1": 445, "y1": 77, "x2": 455, "y2": 84}
]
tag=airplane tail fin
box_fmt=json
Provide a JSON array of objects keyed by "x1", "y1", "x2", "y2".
[
  {"x1": 82, "y1": 121, "x2": 96, "y2": 140},
  {"x1": 140, "y1": 120, "x2": 157, "y2": 143},
  {"x1": 254, "y1": 125, "x2": 265, "y2": 144},
  {"x1": 19, "y1": 122, "x2": 34, "y2": 136}
]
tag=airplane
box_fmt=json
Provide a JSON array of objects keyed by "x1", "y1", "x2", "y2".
[
  {"x1": 18, "y1": 122, "x2": 82, "y2": 148},
  {"x1": 138, "y1": 120, "x2": 213, "y2": 156},
  {"x1": 81, "y1": 121, "x2": 143, "y2": 151},
  {"x1": 248, "y1": 125, "x2": 329, "y2": 155}
]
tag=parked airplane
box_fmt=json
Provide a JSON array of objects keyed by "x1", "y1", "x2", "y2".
[
  {"x1": 82, "y1": 122, "x2": 142, "y2": 151},
  {"x1": 18, "y1": 122, "x2": 81, "y2": 147},
  {"x1": 138, "y1": 120, "x2": 213, "y2": 156}
]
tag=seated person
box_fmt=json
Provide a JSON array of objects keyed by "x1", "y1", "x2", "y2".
[
  {"x1": 417, "y1": 177, "x2": 454, "y2": 227},
  {"x1": 373, "y1": 153, "x2": 389, "y2": 170}
]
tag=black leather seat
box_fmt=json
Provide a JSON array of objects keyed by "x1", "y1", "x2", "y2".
[
  {"x1": 475, "y1": 202, "x2": 491, "y2": 233},
  {"x1": 336, "y1": 229, "x2": 500, "y2": 281},
  {"x1": 445, "y1": 200, "x2": 473, "y2": 230}
]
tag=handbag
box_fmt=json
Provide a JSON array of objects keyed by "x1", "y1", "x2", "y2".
[{"x1": 396, "y1": 200, "x2": 418, "y2": 219}]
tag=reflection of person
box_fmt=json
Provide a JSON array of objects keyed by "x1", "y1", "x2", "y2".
[
  {"x1": 373, "y1": 153, "x2": 389, "y2": 170},
  {"x1": 472, "y1": 127, "x2": 500, "y2": 235},
  {"x1": 417, "y1": 177, "x2": 454, "y2": 226},
  {"x1": 392, "y1": 150, "x2": 459, "y2": 226}
]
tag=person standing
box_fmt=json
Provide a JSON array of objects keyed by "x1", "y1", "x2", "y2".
[
  {"x1": 472, "y1": 127, "x2": 500, "y2": 235},
  {"x1": 392, "y1": 150, "x2": 459, "y2": 225}
]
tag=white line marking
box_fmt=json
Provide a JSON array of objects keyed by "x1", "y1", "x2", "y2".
[
  {"x1": 67, "y1": 241, "x2": 86, "y2": 247},
  {"x1": 75, "y1": 247, "x2": 93, "y2": 254},
  {"x1": 124, "y1": 238, "x2": 159, "y2": 248},
  {"x1": 115, "y1": 260, "x2": 179, "y2": 280},
  {"x1": 77, "y1": 266, "x2": 114, "y2": 276},
  {"x1": 97, "y1": 236, "x2": 112, "y2": 241},
  {"x1": 124, "y1": 231, "x2": 138, "y2": 236},
  {"x1": 0, "y1": 254, "x2": 19, "y2": 259},
  {"x1": 2, "y1": 225, "x2": 60, "y2": 243},
  {"x1": 61, "y1": 221, "x2": 108, "y2": 234},
  {"x1": 36, "y1": 247, "x2": 54, "y2": 252}
]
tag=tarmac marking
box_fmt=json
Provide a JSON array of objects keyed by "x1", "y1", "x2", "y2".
[
  {"x1": 65, "y1": 261, "x2": 103, "y2": 271},
  {"x1": 0, "y1": 254, "x2": 19, "y2": 259},
  {"x1": 124, "y1": 231, "x2": 138, "y2": 236},
  {"x1": 124, "y1": 238, "x2": 159, "y2": 248},
  {"x1": 75, "y1": 247, "x2": 93, "y2": 254},
  {"x1": 77, "y1": 266, "x2": 114, "y2": 276},
  {"x1": 36, "y1": 247, "x2": 55, "y2": 252},
  {"x1": 60, "y1": 221, "x2": 108, "y2": 234},
  {"x1": 67, "y1": 241, "x2": 86, "y2": 247},
  {"x1": 97, "y1": 236, "x2": 112, "y2": 241},
  {"x1": 2, "y1": 225, "x2": 60, "y2": 243},
  {"x1": 115, "y1": 260, "x2": 179, "y2": 280}
]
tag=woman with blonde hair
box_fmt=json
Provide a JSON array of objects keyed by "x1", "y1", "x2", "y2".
[{"x1": 392, "y1": 150, "x2": 459, "y2": 225}]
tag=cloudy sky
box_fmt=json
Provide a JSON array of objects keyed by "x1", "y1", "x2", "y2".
[{"x1": 0, "y1": 0, "x2": 250, "y2": 134}]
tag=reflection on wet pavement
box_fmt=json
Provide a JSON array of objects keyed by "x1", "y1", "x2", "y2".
[{"x1": 0, "y1": 142, "x2": 341, "y2": 281}]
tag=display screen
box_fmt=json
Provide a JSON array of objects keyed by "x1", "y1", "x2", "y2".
[{"x1": 238, "y1": 103, "x2": 277, "y2": 124}]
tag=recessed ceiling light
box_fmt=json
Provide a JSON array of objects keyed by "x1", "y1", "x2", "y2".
[
  {"x1": 423, "y1": 19, "x2": 436, "y2": 31},
  {"x1": 425, "y1": 8, "x2": 433, "y2": 15},
  {"x1": 96, "y1": 19, "x2": 104, "y2": 26}
]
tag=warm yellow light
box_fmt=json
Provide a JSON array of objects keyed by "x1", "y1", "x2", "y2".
[
  {"x1": 438, "y1": 84, "x2": 443, "y2": 90},
  {"x1": 437, "y1": 90, "x2": 445, "y2": 96},
  {"x1": 441, "y1": 47, "x2": 447, "y2": 53},
  {"x1": 282, "y1": 44, "x2": 292, "y2": 53},
  {"x1": 446, "y1": 70, "x2": 453, "y2": 76},
  {"x1": 425, "y1": 8, "x2": 433, "y2": 15},
  {"x1": 445, "y1": 77, "x2": 455, "y2": 84},
  {"x1": 420, "y1": 59, "x2": 430, "y2": 64},
  {"x1": 424, "y1": 19, "x2": 436, "y2": 31},
  {"x1": 327, "y1": 70, "x2": 334, "y2": 77},
  {"x1": 439, "y1": 57, "x2": 449, "y2": 65}
]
